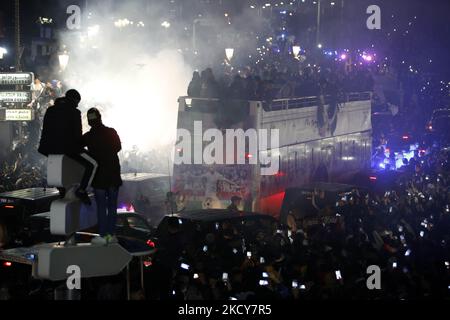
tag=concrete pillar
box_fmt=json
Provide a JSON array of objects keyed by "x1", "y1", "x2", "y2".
[{"x1": 0, "y1": 122, "x2": 13, "y2": 158}]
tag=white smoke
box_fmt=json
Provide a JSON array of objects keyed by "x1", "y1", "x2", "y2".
[
  {"x1": 57, "y1": 1, "x2": 268, "y2": 155},
  {"x1": 59, "y1": 5, "x2": 192, "y2": 152},
  {"x1": 66, "y1": 49, "x2": 191, "y2": 151}
]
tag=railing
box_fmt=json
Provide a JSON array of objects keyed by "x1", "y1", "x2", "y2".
[
  {"x1": 179, "y1": 92, "x2": 372, "y2": 113},
  {"x1": 266, "y1": 92, "x2": 372, "y2": 112},
  {"x1": 178, "y1": 97, "x2": 249, "y2": 115},
  {"x1": 179, "y1": 97, "x2": 220, "y2": 114}
]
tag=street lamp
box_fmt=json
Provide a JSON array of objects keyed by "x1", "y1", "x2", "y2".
[
  {"x1": 0, "y1": 47, "x2": 7, "y2": 60},
  {"x1": 58, "y1": 51, "x2": 70, "y2": 71},
  {"x1": 316, "y1": 0, "x2": 322, "y2": 46},
  {"x1": 225, "y1": 48, "x2": 234, "y2": 61},
  {"x1": 161, "y1": 21, "x2": 171, "y2": 29},
  {"x1": 87, "y1": 25, "x2": 100, "y2": 38},
  {"x1": 292, "y1": 46, "x2": 301, "y2": 58},
  {"x1": 114, "y1": 19, "x2": 131, "y2": 29}
]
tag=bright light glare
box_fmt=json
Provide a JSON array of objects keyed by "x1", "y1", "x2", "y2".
[
  {"x1": 70, "y1": 50, "x2": 192, "y2": 152},
  {"x1": 362, "y1": 54, "x2": 373, "y2": 62},
  {"x1": 58, "y1": 52, "x2": 70, "y2": 70},
  {"x1": 292, "y1": 46, "x2": 301, "y2": 57},
  {"x1": 0, "y1": 47, "x2": 7, "y2": 59},
  {"x1": 114, "y1": 19, "x2": 131, "y2": 28},
  {"x1": 225, "y1": 48, "x2": 234, "y2": 61},
  {"x1": 88, "y1": 25, "x2": 100, "y2": 38}
]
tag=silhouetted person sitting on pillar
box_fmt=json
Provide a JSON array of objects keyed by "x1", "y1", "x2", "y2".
[{"x1": 38, "y1": 89, "x2": 96, "y2": 205}]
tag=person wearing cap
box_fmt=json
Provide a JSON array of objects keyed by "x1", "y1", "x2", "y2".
[
  {"x1": 38, "y1": 89, "x2": 97, "y2": 204},
  {"x1": 82, "y1": 108, "x2": 123, "y2": 245},
  {"x1": 227, "y1": 196, "x2": 242, "y2": 212}
]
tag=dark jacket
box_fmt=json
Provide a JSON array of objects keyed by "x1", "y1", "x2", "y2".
[
  {"x1": 82, "y1": 124, "x2": 122, "y2": 189},
  {"x1": 187, "y1": 79, "x2": 201, "y2": 97},
  {"x1": 38, "y1": 97, "x2": 83, "y2": 156},
  {"x1": 227, "y1": 203, "x2": 239, "y2": 212}
]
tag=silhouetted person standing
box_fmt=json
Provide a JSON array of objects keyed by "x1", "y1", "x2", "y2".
[
  {"x1": 83, "y1": 108, "x2": 123, "y2": 245},
  {"x1": 38, "y1": 89, "x2": 96, "y2": 204},
  {"x1": 187, "y1": 71, "x2": 201, "y2": 97}
]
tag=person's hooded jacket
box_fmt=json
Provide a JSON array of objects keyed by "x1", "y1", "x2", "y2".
[{"x1": 38, "y1": 97, "x2": 83, "y2": 156}]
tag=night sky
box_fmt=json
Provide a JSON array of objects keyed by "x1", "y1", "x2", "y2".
[{"x1": 0, "y1": 0, "x2": 449, "y2": 76}]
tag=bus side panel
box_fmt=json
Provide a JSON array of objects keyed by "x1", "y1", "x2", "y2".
[{"x1": 257, "y1": 100, "x2": 372, "y2": 216}]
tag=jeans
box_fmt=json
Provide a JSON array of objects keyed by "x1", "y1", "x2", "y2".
[{"x1": 94, "y1": 188, "x2": 119, "y2": 237}]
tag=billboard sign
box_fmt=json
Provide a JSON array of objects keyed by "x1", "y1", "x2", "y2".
[
  {"x1": 0, "y1": 91, "x2": 33, "y2": 103},
  {"x1": 5, "y1": 109, "x2": 34, "y2": 121},
  {"x1": 0, "y1": 73, "x2": 34, "y2": 86},
  {"x1": 0, "y1": 108, "x2": 34, "y2": 121}
]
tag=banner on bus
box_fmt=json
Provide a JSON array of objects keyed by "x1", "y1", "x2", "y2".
[{"x1": 173, "y1": 164, "x2": 254, "y2": 211}]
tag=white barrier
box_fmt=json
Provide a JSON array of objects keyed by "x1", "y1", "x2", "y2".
[{"x1": 46, "y1": 155, "x2": 98, "y2": 236}]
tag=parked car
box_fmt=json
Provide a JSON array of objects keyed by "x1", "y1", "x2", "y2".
[
  {"x1": 426, "y1": 109, "x2": 450, "y2": 137},
  {"x1": 118, "y1": 173, "x2": 171, "y2": 226},
  {"x1": 427, "y1": 109, "x2": 450, "y2": 127},
  {"x1": 150, "y1": 209, "x2": 278, "y2": 266},
  {"x1": 27, "y1": 210, "x2": 156, "y2": 253},
  {"x1": 0, "y1": 188, "x2": 61, "y2": 249}
]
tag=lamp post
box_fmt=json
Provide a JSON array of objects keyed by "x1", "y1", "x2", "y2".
[
  {"x1": 58, "y1": 51, "x2": 70, "y2": 71},
  {"x1": 225, "y1": 48, "x2": 234, "y2": 62},
  {"x1": 15, "y1": 0, "x2": 21, "y2": 71},
  {"x1": 316, "y1": 0, "x2": 322, "y2": 47}
]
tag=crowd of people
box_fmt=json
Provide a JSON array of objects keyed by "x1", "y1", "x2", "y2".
[
  {"x1": 29, "y1": 78, "x2": 65, "y2": 121},
  {"x1": 0, "y1": 141, "x2": 45, "y2": 193},
  {"x1": 141, "y1": 144, "x2": 450, "y2": 300},
  {"x1": 187, "y1": 62, "x2": 375, "y2": 102}
]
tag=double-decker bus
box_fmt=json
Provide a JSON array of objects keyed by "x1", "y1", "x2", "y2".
[{"x1": 172, "y1": 92, "x2": 372, "y2": 217}]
